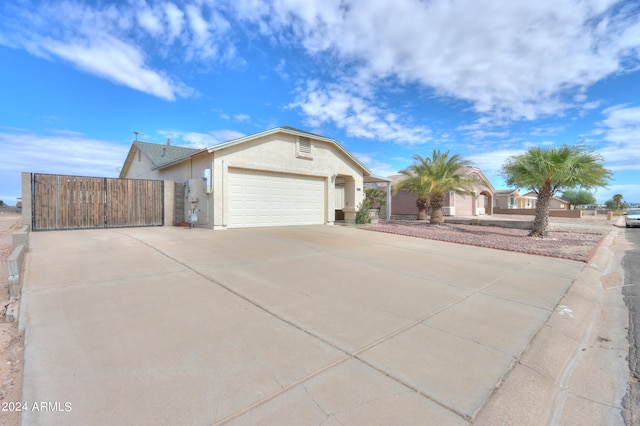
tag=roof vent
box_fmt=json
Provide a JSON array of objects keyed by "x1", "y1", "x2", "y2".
[
  {"x1": 299, "y1": 137, "x2": 311, "y2": 154},
  {"x1": 162, "y1": 147, "x2": 167, "y2": 158}
]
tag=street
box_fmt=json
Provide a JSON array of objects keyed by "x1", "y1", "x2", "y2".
[{"x1": 622, "y1": 227, "x2": 640, "y2": 424}]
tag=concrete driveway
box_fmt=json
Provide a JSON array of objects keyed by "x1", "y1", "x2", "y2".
[{"x1": 19, "y1": 225, "x2": 584, "y2": 425}]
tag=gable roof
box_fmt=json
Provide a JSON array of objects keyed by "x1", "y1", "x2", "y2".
[
  {"x1": 119, "y1": 141, "x2": 201, "y2": 178},
  {"x1": 204, "y1": 127, "x2": 371, "y2": 175},
  {"x1": 460, "y1": 166, "x2": 495, "y2": 192},
  {"x1": 521, "y1": 191, "x2": 569, "y2": 203},
  {"x1": 120, "y1": 127, "x2": 372, "y2": 178},
  {"x1": 495, "y1": 189, "x2": 520, "y2": 196}
]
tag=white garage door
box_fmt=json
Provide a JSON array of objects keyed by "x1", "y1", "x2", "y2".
[{"x1": 229, "y1": 169, "x2": 325, "y2": 228}]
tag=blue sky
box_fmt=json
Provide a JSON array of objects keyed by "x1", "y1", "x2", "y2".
[{"x1": 1, "y1": 0, "x2": 639, "y2": 206}]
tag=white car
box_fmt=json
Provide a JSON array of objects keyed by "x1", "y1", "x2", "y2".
[{"x1": 625, "y1": 209, "x2": 640, "y2": 228}]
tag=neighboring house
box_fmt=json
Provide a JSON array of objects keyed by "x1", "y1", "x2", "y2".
[
  {"x1": 386, "y1": 166, "x2": 496, "y2": 218},
  {"x1": 494, "y1": 189, "x2": 536, "y2": 209},
  {"x1": 521, "y1": 191, "x2": 570, "y2": 210},
  {"x1": 120, "y1": 126, "x2": 386, "y2": 229},
  {"x1": 494, "y1": 189, "x2": 570, "y2": 210}
]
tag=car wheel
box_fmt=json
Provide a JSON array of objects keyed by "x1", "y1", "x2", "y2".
[{"x1": 626, "y1": 223, "x2": 630, "y2": 228}]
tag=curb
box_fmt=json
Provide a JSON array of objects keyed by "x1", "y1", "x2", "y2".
[{"x1": 473, "y1": 224, "x2": 628, "y2": 425}]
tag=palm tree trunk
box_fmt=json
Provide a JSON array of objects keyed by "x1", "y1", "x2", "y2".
[
  {"x1": 430, "y1": 193, "x2": 445, "y2": 225},
  {"x1": 416, "y1": 197, "x2": 429, "y2": 220},
  {"x1": 530, "y1": 183, "x2": 551, "y2": 237}
]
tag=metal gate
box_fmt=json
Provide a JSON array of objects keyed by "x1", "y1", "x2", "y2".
[{"x1": 32, "y1": 173, "x2": 164, "y2": 231}]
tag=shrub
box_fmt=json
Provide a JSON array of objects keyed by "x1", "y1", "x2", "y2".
[{"x1": 355, "y1": 199, "x2": 372, "y2": 224}]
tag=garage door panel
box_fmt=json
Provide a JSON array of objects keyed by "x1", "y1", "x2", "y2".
[{"x1": 229, "y1": 169, "x2": 325, "y2": 228}]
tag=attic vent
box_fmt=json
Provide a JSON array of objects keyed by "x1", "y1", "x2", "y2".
[
  {"x1": 296, "y1": 136, "x2": 313, "y2": 159},
  {"x1": 299, "y1": 137, "x2": 311, "y2": 153}
]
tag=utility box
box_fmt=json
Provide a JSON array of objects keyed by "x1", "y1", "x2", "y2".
[{"x1": 202, "y1": 169, "x2": 212, "y2": 194}]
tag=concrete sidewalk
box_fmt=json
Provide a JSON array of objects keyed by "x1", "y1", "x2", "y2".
[
  {"x1": 474, "y1": 223, "x2": 629, "y2": 425},
  {"x1": 18, "y1": 224, "x2": 628, "y2": 425}
]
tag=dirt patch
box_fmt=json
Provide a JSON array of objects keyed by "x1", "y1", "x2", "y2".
[
  {"x1": 363, "y1": 218, "x2": 609, "y2": 262},
  {"x1": 0, "y1": 213, "x2": 24, "y2": 426}
]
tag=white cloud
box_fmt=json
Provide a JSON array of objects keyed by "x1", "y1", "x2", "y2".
[
  {"x1": 597, "y1": 105, "x2": 640, "y2": 170},
  {"x1": 137, "y1": 4, "x2": 163, "y2": 36},
  {"x1": 290, "y1": 80, "x2": 432, "y2": 144},
  {"x1": 467, "y1": 148, "x2": 526, "y2": 176},
  {"x1": 352, "y1": 152, "x2": 399, "y2": 177},
  {"x1": 275, "y1": 59, "x2": 289, "y2": 80},
  {"x1": 595, "y1": 184, "x2": 640, "y2": 204},
  {"x1": 0, "y1": 0, "x2": 240, "y2": 100},
  {"x1": 0, "y1": 130, "x2": 130, "y2": 203},
  {"x1": 158, "y1": 129, "x2": 246, "y2": 148},
  {"x1": 233, "y1": 114, "x2": 250, "y2": 122},
  {"x1": 163, "y1": 3, "x2": 185, "y2": 41},
  {"x1": 186, "y1": 5, "x2": 210, "y2": 46},
  {"x1": 43, "y1": 34, "x2": 185, "y2": 100},
  {"x1": 236, "y1": 0, "x2": 640, "y2": 123},
  {"x1": 1, "y1": 130, "x2": 128, "y2": 177}
]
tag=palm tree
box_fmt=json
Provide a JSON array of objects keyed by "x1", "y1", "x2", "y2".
[
  {"x1": 501, "y1": 145, "x2": 611, "y2": 238},
  {"x1": 613, "y1": 193, "x2": 623, "y2": 210},
  {"x1": 394, "y1": 150, "x2": 480, "y2": 224}
]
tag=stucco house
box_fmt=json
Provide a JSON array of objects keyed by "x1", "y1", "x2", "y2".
[
  {"x1": 120, "y1": 127, "x2": 387, "y2": 229},
  {"x1": 385, "y1": 167, "x2": 496, "y2": 219},
  {"x1": 494, "y1": 189, "x2": 535, "y2": 209},
  {"x1": 494, "y1": 189, "x2": 570, "y2": 210}
]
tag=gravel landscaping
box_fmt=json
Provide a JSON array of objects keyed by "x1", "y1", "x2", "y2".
[{"x1": 363, "y1": 217, "x2": 612, "y2": 262}]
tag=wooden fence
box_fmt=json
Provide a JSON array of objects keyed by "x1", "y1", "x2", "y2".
[{"x1": 32, "y1": 174, "x2": 164, "y2": 231}]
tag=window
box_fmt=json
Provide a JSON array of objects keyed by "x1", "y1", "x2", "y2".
[{"x1": 296, "y1": 136, "x2": 313, "y2": 159}]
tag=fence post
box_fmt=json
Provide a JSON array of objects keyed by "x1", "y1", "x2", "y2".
[
  {"x1": 163, "y1": 180, "x2": 174, "y2": 226},
  {"x1": 21, "y1": 172, "x2": 32, "y2": 229}
]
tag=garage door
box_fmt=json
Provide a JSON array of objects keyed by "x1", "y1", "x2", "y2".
[{"x1": 229, "y1": 169, "x2": 325, "y2": 228}]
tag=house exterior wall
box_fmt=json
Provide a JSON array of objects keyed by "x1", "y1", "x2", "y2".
[
  {"x1": 390, "y1": 190, "x2": 421, "y2": 216},
  {"x1": 123, "y1": 147, "x2": 196, "y2": 183},
  {"x1": 156, "y1": 160, "x2": 200, "y2": 183},
  {"x1": 208, "y1": 132, "x2": 365, "y2": 229},
  {"x1": 124, "y1": 148, "x2": 159, "y2": 179},
  {"x1": 494, "y1": 191, "x2": 569, "y2": 210},
  {"x1": 141, "y1": 131, "x2": 364, "y2": 229},
  {"x1": 549, "y1": 198, "x2": 569, "y2": 210},
  {"x1": 391, "y1": 181, "x2": 493, "y2": 218},
  {"x1": 453, "y1": 193, "x2": 474, "y2": 216},
  {"x1": 184, "y1": 153, "x2": 214, "y2": 226},
  {"x1": 494, "y1": 194, "x2": 517, "y2": 209}
]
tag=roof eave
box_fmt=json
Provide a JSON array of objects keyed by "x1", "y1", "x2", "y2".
[
  {"x1": 206, "y1": 127, "x2": 372, "y2": 176},
  {"x1": 153, "y1": 149, "x2": 208, "y2": 171},
  {"x1": 119, "y1": 145, "x2": 137, "y2": 178}
]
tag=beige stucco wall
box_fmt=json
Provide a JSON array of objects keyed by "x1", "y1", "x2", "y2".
[
  {"x1": 549, "y1": 198, "x2": 569, "y2": 210},
  {"x1": 391, "y1": 168, "x2": 494, "y2": 218},
  {"x1": 124, "y1": 148, "x2": 159, "y2": 179},
  {"x1": 131, "y1": 131, "x2": 366, "y2": 229},
  {"x1": 123, "y1": 146, "x2": 199, "y2": 183},
  {"x1": 208, "y1": 132, "x2": 365, "y2": 229},
  {"x1": 495, "y1": 192, "x2": 569, "y2": 210},
  {"x1": 494, "y1": 195, "x2": 514, "y2": 209},
  {"x1": 123, "y1": 149, "x2": 214, "y2": 226},
  {"x1": 393, "y1": 186, "x2": 493, "y2": 217}
]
